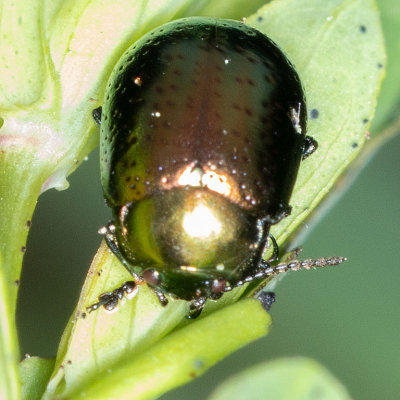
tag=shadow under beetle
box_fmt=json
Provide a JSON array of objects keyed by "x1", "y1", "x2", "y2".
[{"x1": 88, "y1": 17, "x2": 346, "y2": 318}]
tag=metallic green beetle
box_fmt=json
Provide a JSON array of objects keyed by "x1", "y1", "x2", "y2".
[{"x1": 89, "y1": 17, "x2": 345, "y2": 317}]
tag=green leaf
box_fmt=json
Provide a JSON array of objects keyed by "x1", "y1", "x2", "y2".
[
  {"x1": 182, "y1": 0, "x2": 268, "y2": 19},
  {"x1": 71, "y1": 301, "x2": 269, "y2": 400},
  {"x1": 42, "y1": 243, "x2": 270, "y2": 399},
  {"x1": 247, "y1": 0, "x2": 385, "y2": 244},
  {"x1": 371, "y1": 0, "x2": 400, "y2": 132},
  {"x1": 0, "y1": 1, "x2": 46, "y2": 108},
  {"x1": 208, "y1": 357, "x2": 352, "y2": 400},
  {"x1": 19, "y1": 356, "x2": 55, "y2": 400},
  {"x1": 43, "y1": 241, "x2": 189, "y2": 398}
]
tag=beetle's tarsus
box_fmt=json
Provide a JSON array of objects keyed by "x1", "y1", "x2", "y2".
[
  {"x1": 257, "y1": 291, "x2": 276, "y2": 311},
  {"x1": 302, "y1": 136, "x2": 318, "y2": 160},
  {"x1": 92, "y1": 106, "x2": 102, "y2": 125},
  {"x1": 87, "y1": 280, "x2": 137, "y2": 313},
  {"x1": 187, "y1": 297, "x2": 207, "y2": 319},
  {"x1": 155, "y1": 290, "x2": 169, "y2": 307}
]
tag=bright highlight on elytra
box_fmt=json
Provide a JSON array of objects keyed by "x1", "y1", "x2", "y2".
[{"x1": 177, "y1": 165, "x2": 231, "y2": 196}]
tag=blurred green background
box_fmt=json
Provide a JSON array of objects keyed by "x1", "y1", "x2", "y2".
[{"x1": 16, "y1": 1, "x2": 400, "y2": 399}]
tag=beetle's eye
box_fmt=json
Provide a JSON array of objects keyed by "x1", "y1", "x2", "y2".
[{"x1": 114, "y1": 187, "x2": 262, "y2": 279}]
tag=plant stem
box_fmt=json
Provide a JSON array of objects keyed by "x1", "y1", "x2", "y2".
[
  {"x1": 0, "y1": 258, "x2": 20, "y2": 400},
  {"x1": 0, "y1": 151, "x2": 50, "y2": 307},
  {"x1": 0, "y1": 149, "x2": 52, "y2": 399}
]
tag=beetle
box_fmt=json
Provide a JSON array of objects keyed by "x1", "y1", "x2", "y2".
[{"x1": 88, "y1": 17, "x2": 346, "y2": 317}]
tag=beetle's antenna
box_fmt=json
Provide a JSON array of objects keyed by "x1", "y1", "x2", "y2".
[
  {"x1": 260, "y1": 256, "x2": 347, "y2": 276},
  {"x1": 223, "y1": 256, "x2": 347, "y2": 292}
]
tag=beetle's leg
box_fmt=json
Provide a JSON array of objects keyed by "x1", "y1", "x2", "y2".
[
  {"x1": 98, "y1": 222, "x2": 132, "y2": 271},
  {"x1": 302, "y1": 136, "x2": 318, "y2": 160},
  {"x1": 87, "y1": 281, "x2": 138, "y2": 313},
  {"x1": 92, "y1": 106, "x2": 102, "y2": 125},
  {"x1": 94, "y1": 224, "x2": 169, "y2": 312},
  {"x1": 266, "y1": 233, "x2": 279, "y2": 263},
  {"x1": 187, "y1": 297, "x2": 207, "y2": 319},
  {"x1": 154, "y1": 289, "x2": 169, "y2": 307},
  {"x1": 87, "y1": 223, "x2": 143, "y2": 313}
]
